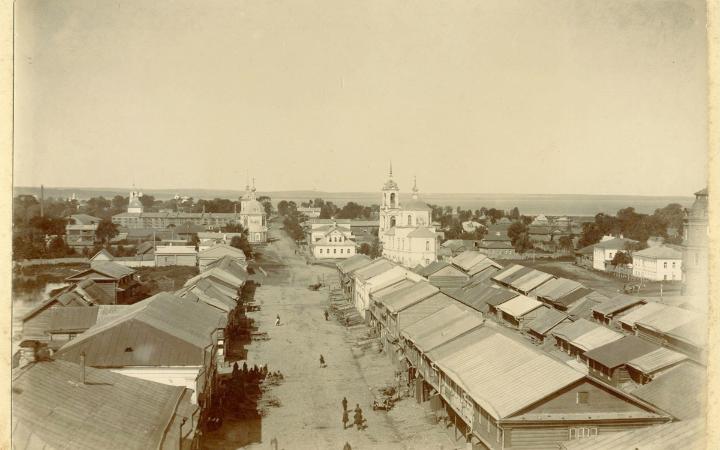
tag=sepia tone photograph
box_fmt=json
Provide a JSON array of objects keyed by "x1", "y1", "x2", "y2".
[{"x1": 3, "y1": 0, "x2": 718, "y2": 449}]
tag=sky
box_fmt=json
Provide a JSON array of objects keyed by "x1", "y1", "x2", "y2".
[{"x1": 13, "y1": 0, "x2": 708, "y2": 196}]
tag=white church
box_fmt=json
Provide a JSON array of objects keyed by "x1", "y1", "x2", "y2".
[{"x1": 379, "y1": 165, "x2": 439, "y2": 268}]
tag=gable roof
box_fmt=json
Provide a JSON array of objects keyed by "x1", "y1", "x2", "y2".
[
  {"x1": 531, "y1": 278, "x2": 584, "y2": 302},
  {"x1": 551, "y1": 318, "x2": 599, "y2": 341},
  {"x1": 451, "y1": 251, "x2": 499, "y2": 273},
  {"x1": 634, "y1": 305, "x2": 700, "y2": 333},
  {"x1": 444, "y1": 281, "x2": 518, "y2": 311},
  {"x1": 336, "y1": 254, "x2": 372, "y2": 274},
  {"x1": 353, "y1": 258, "x2": 396, "y2": 282},
  {"x1": 382, "y1": 281, "x2": 440, "y2": 313},
  {"x1": 12, "y1": 360, "x2": 189, "y2": 450},
  {"x1": 575, "y1": 244, "x2": 596, "y2": 255},
  {"x1": 630, "y1": 363, "x2": 706, "y2": 420},
  {"x1": 497, "y1": 295, "x2": 545, "y2": 318},
  {"x1": 627, "y1": 347, "x2": 688, "y2": 374},
  {"x1": 491, "y1": 264, "x2": 533, "y2": 285},
  {"x1": 54, "y1": 293, "x2": 225, "y2": 367},
  {"x1": 416, "y1": 260, "x2": 452, "y2": 277},
  {"x1": 435, "y1": 332, "x2": 584, "y2": 420},
  {"x1": 526, "y1": 308, "x2": 570, "y2": 336},
  {"x1": 509, "y1": 270, "x2": 555, "y2": 293},
  {"x1": 591, "y1": 294, "x2": 645, "y2": 316},
  {"x1": 408, "y1": 309, "x2": 484, "y2": 353},
  {"x1": 570, "y1": 326, "x2": 623, "y2": 352},
  {"x1": 594, "y1": 237, "x2": 638, "y2": 250},
  {"x1": 583, "y1": 335, "x2": 658, "y2": 369},
  {"x1": 665, "y1": 319, "x2": 707, "y2": 348},
  {"x1": 633, "y1": 245, "x2": 682, "y2": 260},
  {"x1": 401, "y1": 304, "x2": 467, "y2": 343},
  {"x1": 198, "y1": 243, "x2": 247, "y2": 260},
  {"x1": 66, "y1": 261, "x2": 135, "y2": 281},
  {"x1": 561, "y1": 418, "x2": 703, "y2": 450},
  {"x1": 90, "y1": 248, "x2": 114, "y2": 261},
  {"x1": 616, "y1": 302, "x2": 667, "y2": 329}
]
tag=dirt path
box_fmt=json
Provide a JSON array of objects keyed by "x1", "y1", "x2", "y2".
[{"x1": 206, "y1": 222, "x2": 457, "y2": 450}]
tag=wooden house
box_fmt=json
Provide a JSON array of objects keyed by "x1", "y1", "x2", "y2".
[
  {"x1": 496, "y1": 295, "x2": 547, "y2": 329},
  {"x1": 526, "y1": 308, "x2": 572, "y2": 342},
  {"x1": 64, "y1": 262, "x2": 138, "y2": 304},
  {"x1": 583, "y1": 335, "x2": 658, "y2": 387},
  {"x1": 432, "y1": 332, "x2": 670, "y2": 450},
  {"x1": 197, "y1": 243, "x2": 247, "y2": 271},
  {"x1": 591, "y1": 295, "x2": 646, "y2": 326},
  {"x1": 416, "y1": 261, "x2": 469, "y2": 289}
]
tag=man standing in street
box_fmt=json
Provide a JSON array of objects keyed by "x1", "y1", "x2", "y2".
[
  {"x1": 342, "y1": 409, "x2": 349, "y2": 429},
  {"x1": 342, "y1": 396, "x2": 348, "y2": 412}
]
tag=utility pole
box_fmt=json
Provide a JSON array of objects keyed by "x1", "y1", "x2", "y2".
[{"x1": 40, "y1": 184, "x2": 44, "y2": 218}]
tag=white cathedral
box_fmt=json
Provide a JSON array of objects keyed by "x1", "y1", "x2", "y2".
[{"x1": 379, "y1": 165, "x2": 439, "y2": 268}]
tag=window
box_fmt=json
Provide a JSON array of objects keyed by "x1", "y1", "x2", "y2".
[
  {"x1": 334, "y1": 249, "x2": 337, "y2": 254},
  {"x1": 319, "y1": 249, "x2": 323, "y2": 254},
  {"x1": 426, "y1": 241, "x2": 430, "y2": 251},
  {"x1": 569, "y1": 428, "x2": 598, "y2": 439},
  {"x1": 672, "y1": 261, "x2": 676, "y2": 268},
  {"x1": 577, "y1": 391, "x2": 589, "y2": 404},
  {"x1": 663, "y1": 262, "x2": 667, "y2": 269},
  {"x1": 340, "y1": 249, "x2": 343, "y2": 254}
]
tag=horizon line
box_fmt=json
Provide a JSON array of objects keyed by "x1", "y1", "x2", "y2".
[{"x1": 12, "y1": 185, "x2": 696, "y2": 199}]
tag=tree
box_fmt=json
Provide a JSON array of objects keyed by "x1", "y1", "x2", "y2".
[
  {"x1": 277, "y1": 200, "x2": 290, "y2": 217},
  {"x1": 513, "y1": 232, "x2": 534, "y2": 254},
  {"x1": 95, "y1": 219, "x2": 119, "y2": 244},
  {"x1": 257, "y1": 195, "x2": 274, "y2": 216},
  {"x1": 611, "y1": 251, "x2": 632, "y2": 266},
  {"x1": 358, "y1": 243, "x2": 372, "y2": 256},
  {"x1": 230, "y1": 235, "x2": 253, "y2": 258},
  {"x1": 139, "y1": 194, "x2": 156, "y2": 209},
  {"x1": 47, "y1": 236, "x2": 70, "y2": 257},
  {"x1": 558, "y1": 235, "x2": 575, "y2": 252},
  {"x1": 509, "y1": 207, "x2": 520, "y2": 220},
  {"x1": 507, "y1": 221, "x2": 527, "y2": 244}
]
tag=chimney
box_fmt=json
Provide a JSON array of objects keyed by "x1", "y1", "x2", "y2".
[{"x1": 80, "y1": 351, "x2": 86, "y2": 384}]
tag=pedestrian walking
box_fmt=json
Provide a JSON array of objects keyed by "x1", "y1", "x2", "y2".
[
  {"x1": 342, "y1": 396, "x2": 348, "y2": 411},
  {"x1": 353, "y1": 405, "x2": 364, "y2": 431},
  {"x1": 324, "y1": 309, "x2": 329, "y2": 321},
  {"x1": 342, "y1": 409, "x2": 349, "y2": 429},
  {"x1": 275, "y1": 314, "x2": 280, "y2": 326},
  {"x1": 320, "y1": 354, "x2": 325, "y2": 367}
]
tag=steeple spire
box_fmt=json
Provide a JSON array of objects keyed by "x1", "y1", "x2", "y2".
[
  {"x1": 412, "y1": 176, "x2": 419, "y2": 199},
  {"x1": 389, "y1": 160, "x2": 393, "y2": 178}
]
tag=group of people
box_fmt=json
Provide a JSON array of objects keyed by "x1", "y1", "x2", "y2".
[{"x1": 341, "y1": 396, "x2": 366, "y2": 431}]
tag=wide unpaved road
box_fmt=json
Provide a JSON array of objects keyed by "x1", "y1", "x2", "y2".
[{"x1": 232, "y1": 222, "x2": 456, "y2": 450}]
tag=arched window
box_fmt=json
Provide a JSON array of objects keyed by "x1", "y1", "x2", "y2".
[
  {"x1": 390, "y1": 193, "x2": 396, "y2": 206},
  {"x1": 390, "y1": 216, "x2": 396, "y2": 227},
  {"x1": 407, "y1": 215, "x2": 412, "y2": 226},
  {"x1": 426, "y1": 241, "x2": 430, "y2": 251}
]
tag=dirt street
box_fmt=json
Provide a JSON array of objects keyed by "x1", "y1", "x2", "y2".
[{"x1": 205, "y1": 223, "x2": 458, "y2": 450}]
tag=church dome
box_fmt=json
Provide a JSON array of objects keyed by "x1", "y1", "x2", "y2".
[{"x1": 242, "y1": 199, "x2": 265, "y2": 215}]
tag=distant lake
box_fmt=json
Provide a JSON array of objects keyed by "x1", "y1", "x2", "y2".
[{"x1": 14, "y1": 187, "x2": 693, "y2": 216}]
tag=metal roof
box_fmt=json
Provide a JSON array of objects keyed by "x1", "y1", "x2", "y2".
[
  {"x1": 435, "y1": 333, "x2": 584, "y2": 419},
  {"x1": 425, "y1": 326, "x2": 496, "y2": 363},
  {"x1": 526, "y1": 308, "x2": 570, "y2": 336},
  {"x1": 372, "y1": 279, "x2": 417, "y2": 302},
  {"x1": 48, "y1": 307, "x2": 101, "y2": 332},
  {"x1": 591, "y1": 294, "x2": 645, "y2": 316},
  {"x1": 617, "y1": 302, "x2": 667, "y2": 328},
  {"x1": 197, "y1": 243, "x2": 247, "y2": 259},
  {"x1": 444, "y1": 281, "x2": 518, "y2": 311},
  {"x1": 497, "y1": 295, "x2": 545, "y2": 318},
  {"x1": 630, "y1": 363, "x2": 706, "y2": 420},
  {"x1": 66, "y1": 261, "x2": 135, "y2": 281},
  {"x1": 560, "y1": 419, "x2": 703, "y2": 450},
  {"x1": 155, "y1": 245, "x2": 198, "y2": 255},
  {"x1": 203, "y1": 255, "x2": 249, "y2": 281},
  {"x1": 509, "y1": 270, "x2": 555, "y2": 294},
  {"x1": 466, "y1": 258, "x2": 501, "y2": 276},
  {"x1": 627, "y1": 347, "x2": 688, "y2": 374},
  {"x1": 411, "y1": 312, "x2": 484, "y2": 353},
  {"x1": 570, "y1": 326, "x2": 623, "y2": 352},
  {"x1": 490, "y1": 264, "x2": 528, "y2": 284},
  {"x1": 665, "y1": 319, "x2": 707, "y2": 348},
  {"x1": 530, "y1": 278, "x2": 584, "y2": 302},
  {"x1": 416, "y1": 261, "x2": 454, "y2": 277},
  {"x1": 55, "y1": 293, "x2": 225, "y2": 367},
  {"x1": 451, "y1": 251, "x2": 494, "y2": 272},
  {"x1": 396, "y1": 293, "x2": 455, "y2": 334},
  {"x1": 593, "y1": 237, "x2": 638, "y2": 250},
  {"x1": 633, "y1": 245, "x2": 682, "y2": 260},
  {"x1": 336, "y1": 254, "x2": 372, "y2": 274},
  {"x1": 383, "y1": 281, "x2": 440, "y2": 313},
  {"x1": 353, "y1": 258, "x2": 396, "y2": 282},
  {"x1": 406, "y1": 227, "x2": 438, "y2": 238},
  {"x1": 635, "y1": 305, "x2": 699, "y2": 333},
  {"x1": 12, "y1": 360, "x2": 187, "y2": 450},
  {"x1": 551, "y1": 318, "x2": 599, "y2": 341},
  {"x1": 186, "y1": 267, "x2": 245, "y2": 289},
  {"x1": 583, "y1": 335, "x2": 658, "y2": 368},
  {"x1": 553, "y1": 287, "x2": 594, "y2": 308},
  {"x1": 401, "y1": 304, "x2": 467, "y2": 344}
]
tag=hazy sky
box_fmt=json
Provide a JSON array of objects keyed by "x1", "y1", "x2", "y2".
[{"x1": 14, "y1": 0, "x2": 708, "y2": 196}]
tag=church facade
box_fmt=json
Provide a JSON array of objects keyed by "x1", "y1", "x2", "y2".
[
  {"x1": 112, "y1": 182, "x2": 267, "y2": 243},
  {"x1": 379, "y1": 166, "x2": 438, "y2": 268}
]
